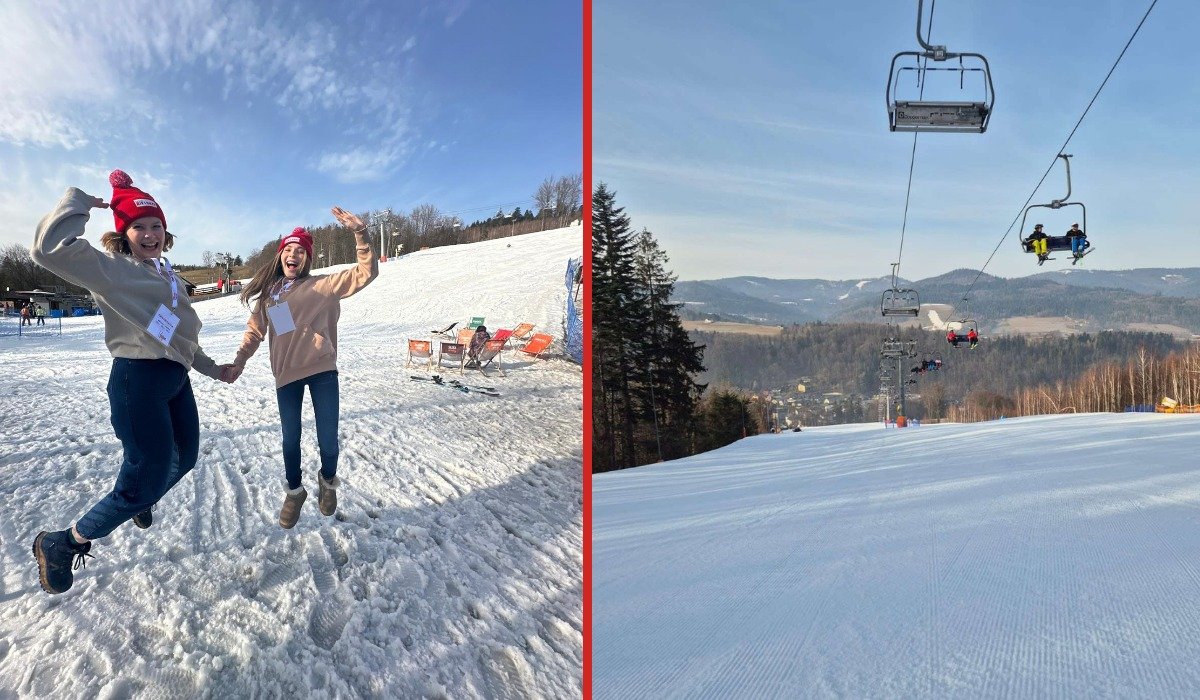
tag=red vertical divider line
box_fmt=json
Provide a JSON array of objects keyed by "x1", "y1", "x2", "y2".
[{"x1": 581, "y1": 0, "x2": 593, "y2": 696}]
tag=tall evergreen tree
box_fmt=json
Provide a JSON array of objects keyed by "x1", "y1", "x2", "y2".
[
  {"x1": 629, "y1": 228, "x2": 706, "y2": 462},
  {"x1": 591, "y1": 183, "x2": 642, "y2": 471}
]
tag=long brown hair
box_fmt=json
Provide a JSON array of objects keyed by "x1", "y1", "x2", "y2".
[
  {"x1": 240, "y1": 250, "x2": 312, "y2": 309},
  {"x1": 100, "y1": 230, "x2": 176, "y2": 255}
]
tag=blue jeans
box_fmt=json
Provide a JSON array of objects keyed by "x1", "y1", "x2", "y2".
[
  {"x1": 76, "y1": 358, "x2": 199, "y2": 539},
  {"x1": 276, "y1": 370, "x2": 340, "y2": 490},
  {"x1": 1071, "y1": 237, "x2": 1087, "y2": 254}
]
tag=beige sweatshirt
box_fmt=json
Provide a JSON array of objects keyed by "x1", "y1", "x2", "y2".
[
  {"x1": 31, "y1": 188, "x2": 221, "y2": 379},
  {"x1": 234, "y1": 241, "x2": 378, "y2": 387}
]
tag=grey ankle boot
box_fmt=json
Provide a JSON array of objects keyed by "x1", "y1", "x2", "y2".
[
  {"x1": 317, "y1": 474, "x2": 339, "y2": 517},
  {"x1": 280, "y1": 487, "x2": 307, "y2": 529}
]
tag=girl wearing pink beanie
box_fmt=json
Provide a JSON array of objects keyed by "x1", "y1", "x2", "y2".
[{"x1": 226, "y1": 207, "x2": 378, "y2": 528}]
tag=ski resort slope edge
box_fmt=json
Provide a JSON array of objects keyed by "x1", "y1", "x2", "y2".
[{"x1": 595, "y1": 413, "x2": 1200, "y2": 699}]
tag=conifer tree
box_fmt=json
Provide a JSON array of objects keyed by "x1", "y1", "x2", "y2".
[
  {"x1": 591, "y1": 183, "x2": 641, "y2": 471},
  {"x1": 630, "y1": 228, "x2": 706, "y2": 461}
]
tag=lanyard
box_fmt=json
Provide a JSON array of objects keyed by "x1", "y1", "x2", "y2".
[
  {"x1": 270, "y1": 278, "x2": 296, "y2": 304},
  {"x1": 150, "y1": 257, "x2": 179, "y2": 310}
]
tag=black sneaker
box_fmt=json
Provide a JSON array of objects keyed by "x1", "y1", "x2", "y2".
[
  {"x1": 132, "y1": 508, "x2": 153, "y2": 529},
  {"x1": 32, "y1": 530, "x2": 94, "y2": 594}
]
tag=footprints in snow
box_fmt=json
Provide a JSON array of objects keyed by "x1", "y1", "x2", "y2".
[{"x1": 305, "y1": 532, "x2": 354, "y2": 650}]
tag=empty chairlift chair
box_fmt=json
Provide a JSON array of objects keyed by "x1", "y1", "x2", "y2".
[
  {"x1": 881, "y1": 288, "x2": 920, "y2": 317},
  {"x1": 886, "y1": 0, "x2": 994, "y2": 133}
]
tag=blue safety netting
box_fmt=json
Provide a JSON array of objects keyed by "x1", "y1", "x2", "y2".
[{"x1": 565, "y1": 257, "x2": 583, "y2": 364}]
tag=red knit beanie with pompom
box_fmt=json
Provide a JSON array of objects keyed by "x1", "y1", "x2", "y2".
[
  {"x1": 109, "y1": 170, "x2": 166, "y2": 233},
  {"x1": 278, "y1": 227, "x2": 314, "y2": 258}
]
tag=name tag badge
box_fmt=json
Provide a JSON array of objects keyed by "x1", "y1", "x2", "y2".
[
  {"x1": 267, "y1": 300, "x2": 296, "y2": 335},
  {"x1": 147, "y1": 304, "x2": 180, "y2": 346}
]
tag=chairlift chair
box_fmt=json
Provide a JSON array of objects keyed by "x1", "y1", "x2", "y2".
[
  {"x1": 887, "y1": 0, "x2": 995, "y2": 133},
  {"x1": 946, "y1": 318, "x2": 979, "y2": 349},
  {"x1": 881, "y1": 338, "x2": 918, "y2": 358},
  {"x1": 1019, "y1": 154, "x2": 1090, "y2": 265},
  {"x1": 881, "y1": 288, "x2": 921, "y2": 317}
]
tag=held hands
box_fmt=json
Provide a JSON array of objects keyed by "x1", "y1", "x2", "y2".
[
  {"x1": 218, "y1": 364, "x2": 244, "y2": 384},
  {"x1": 331, "y1": 206, "x2": 367, "y2": 235}
]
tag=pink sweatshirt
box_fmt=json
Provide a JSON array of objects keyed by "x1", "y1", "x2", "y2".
[{"x1": 234, "y1": 242, "x2": 378, "y2": 387}]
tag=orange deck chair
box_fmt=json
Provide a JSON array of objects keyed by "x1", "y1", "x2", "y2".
[
  {"x1": 518, "y1": 333, "x2": 554, "y2": 359},
  {"x1": 407, "y1": 339, "x2": 433, "y2": 369},
  {"x1": 511, "y1": 322, "x2": 535, "y2": 342}
]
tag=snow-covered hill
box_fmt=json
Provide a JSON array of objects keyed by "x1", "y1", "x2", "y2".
[
  {"x1": 0, "y1": 226, "x2": 583, "y2": 697},
  {"x1": 595, "y1": 413, "x2": 1200, "y2": 698}
]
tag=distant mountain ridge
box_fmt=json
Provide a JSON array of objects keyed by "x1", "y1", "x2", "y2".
[{"x1": 675, "y1": 268, "x2": 1200, "y2": 335}]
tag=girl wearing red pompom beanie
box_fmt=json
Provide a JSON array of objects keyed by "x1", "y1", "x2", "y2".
[
  {"x1": 29, "y1": 171, "x2": 238, "y2": 594},
  {"x1": 225, "y1": 208, "x2": 378, "y2": 528}
]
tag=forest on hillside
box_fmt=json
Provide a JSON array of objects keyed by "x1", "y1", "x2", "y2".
[
  {"x1": 677, "y1": 273, "x2": 1200, "y2": 334},
  {"x1": 694, "y1": 323, "x2": 1185, "y2": 402}
]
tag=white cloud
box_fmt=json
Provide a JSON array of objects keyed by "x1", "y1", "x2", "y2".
[
  {"x1": 0, "y1": 105, "x2": 89, "y2": 150},
  {"x1": 314, "y1": 107, "x2": 414, "y2": 183},
  {"x1": 403, "y1": 36, "x2": 418, "y2": 52},
  {"x1": 0, "y1": 1, "x2": 417, "y2": 152},
  {"x1": 440, "y1": 0, "x2": 470, "y2": 26},
  {"x1": 315, "y1": 144, "x2": 409, "y2": 184}
]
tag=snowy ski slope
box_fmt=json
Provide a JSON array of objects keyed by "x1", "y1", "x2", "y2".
[
  {"x1": 0, "y1": 226, "x2": 582, "y2": 697},
  {"x1": 595, "y1": 413, "x2": 1200, "y2": 698}
]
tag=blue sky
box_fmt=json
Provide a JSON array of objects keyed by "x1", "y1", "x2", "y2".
[
  {"x1": 595, "y1": 0, "x2": 1195, "y2": 281},
  {"x1": 0, "y1": 0, "x2": 581, "y2": 264}
]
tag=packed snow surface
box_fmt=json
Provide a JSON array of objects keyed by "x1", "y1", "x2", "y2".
[
  {"x1": 0, "y1": 226, "x2": 582, "y2": 697},
  {"x1": 594, "y1": 413, "x2": 1200, "y2": 698}
]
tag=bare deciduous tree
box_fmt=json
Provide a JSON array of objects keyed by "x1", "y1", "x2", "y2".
[
  {"x1": 410, "y1": 204, "x2": 444, "y2": 238},
  {"x1": 553, "y1": 173, "x2": 583, "y2": 225},
  {"x1": 534, "y1": 177, "x2": 555, "y2": 216}
]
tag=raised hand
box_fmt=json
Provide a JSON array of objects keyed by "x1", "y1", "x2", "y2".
[
  {"x1": 330, "y1": 206, "x2": 367, "y2": 233},
  {"x1": 85, "y1": 193, "x2": 109, "y2": 210}
]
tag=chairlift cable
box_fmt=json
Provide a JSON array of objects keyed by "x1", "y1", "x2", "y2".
[
  {"x1": 960, "y1": 0, "x2": 1158, "y2": 309},
  {"x1": 894, "y1": 0, "x2": 936, "y2": 277}
]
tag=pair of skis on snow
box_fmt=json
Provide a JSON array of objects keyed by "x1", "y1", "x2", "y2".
[{"x1": 410, "y1": 374, "x2": 500, "y2": 397}]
